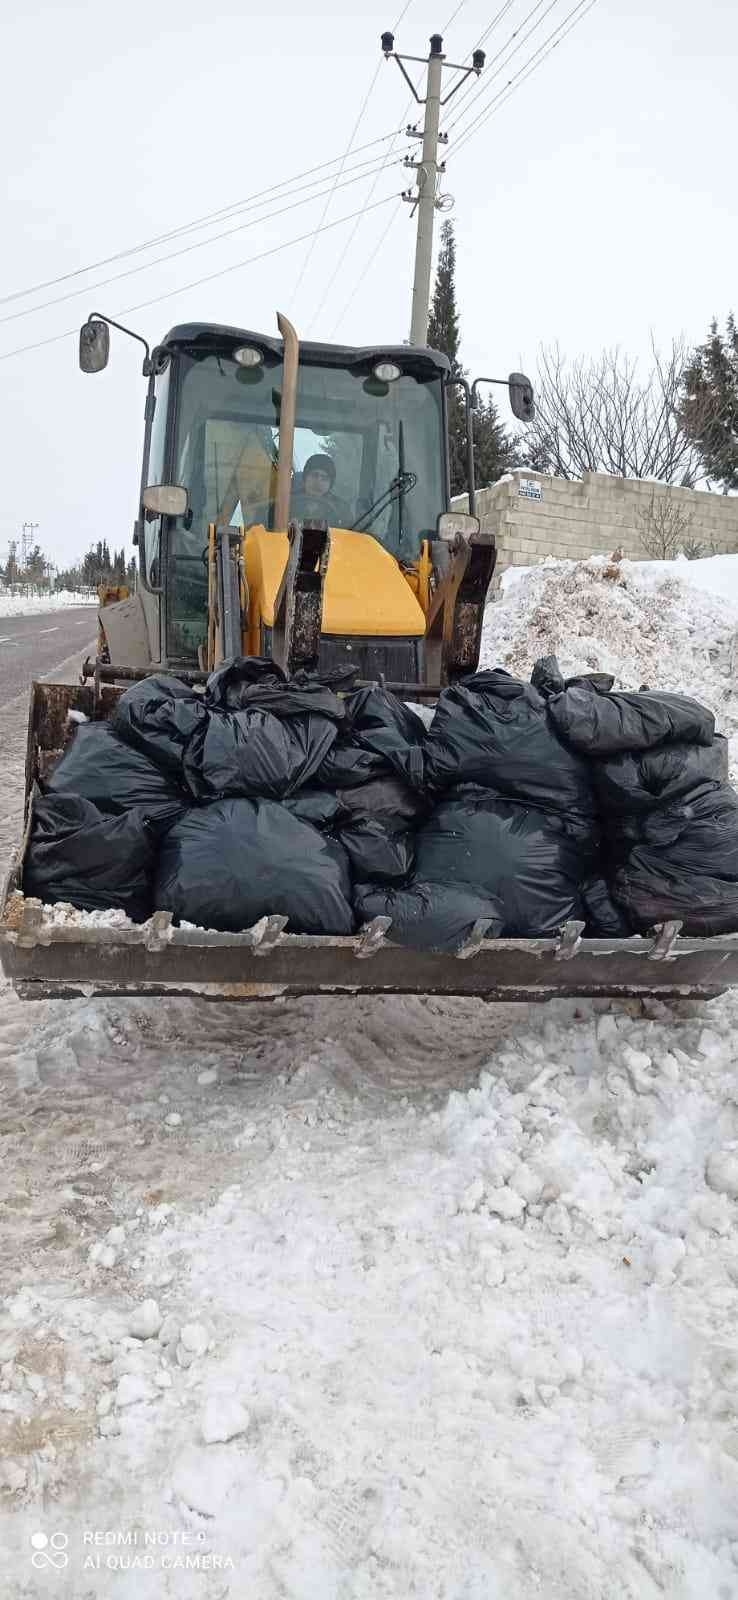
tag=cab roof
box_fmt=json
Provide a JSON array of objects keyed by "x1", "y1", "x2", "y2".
[{"x1": 158, "y1": 323, "x2": 450, "y2": 380}]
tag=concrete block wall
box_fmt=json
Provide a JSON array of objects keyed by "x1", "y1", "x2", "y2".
[{"x1": 453, "y1": 471, "x2": 738, "y2": 581}]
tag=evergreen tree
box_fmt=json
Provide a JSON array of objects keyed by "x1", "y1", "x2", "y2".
[
  {"x1": 427, "y1": 221, "x2": 461, "y2": 371},
  {"x1": 426, "y1": 220, "x2": 518, "y2": 496},
  {"x1": 473, "y1": 396, "x2": 516, "y2": 488},
  {"x1": 62, "y1": 542, "x2": 136, "y2": 592},
  {"x1": 680, "y1": 316, "x2": 738, "y2": 491},
  {"x1": 26, "y1": 544, "x2": 46, "y2": 581}
]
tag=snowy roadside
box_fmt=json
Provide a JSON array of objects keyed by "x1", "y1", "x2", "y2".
[
  {"x1": 1, "y1": 558, "x2": 738, "y2": 1597},
  {"x1": 0, "y1": 591, "x2": 96, "y2": 619}
]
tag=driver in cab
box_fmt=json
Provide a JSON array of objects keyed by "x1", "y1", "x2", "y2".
[{"x1": 289, "y1": 454, "x2": 352, "y2": 529}]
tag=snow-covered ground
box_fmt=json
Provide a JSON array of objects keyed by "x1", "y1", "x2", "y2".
[
  {"x1": 2, "y1": 554, "x2": 738, "y2": 1599},
  {"x1": 0, "y1": 589, "x2": 96, "y2": 618}
]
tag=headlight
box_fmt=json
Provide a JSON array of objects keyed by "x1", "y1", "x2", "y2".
[
  {"x1": 233, "y1": 345, "x2": 264, "y2": 368},
  {"x1": 372, "y1": 360, "x2": 401, "y2": 383}
]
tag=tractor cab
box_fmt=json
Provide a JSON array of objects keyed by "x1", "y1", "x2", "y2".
[
  {"x1": 78, "y1": 310, "x2": 533, "y2": 686},
  {"x1": 110, "y1": 321, "x2": 456, "y2": 673}
]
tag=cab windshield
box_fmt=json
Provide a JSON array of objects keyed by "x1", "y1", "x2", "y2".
[{"x1": 166, "y1": 347, "x2": 446, "y2": 659}]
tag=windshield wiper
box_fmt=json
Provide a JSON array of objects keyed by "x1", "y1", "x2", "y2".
[{"x1": 350, "y1": 470, "x2": 417, "y2": 534}]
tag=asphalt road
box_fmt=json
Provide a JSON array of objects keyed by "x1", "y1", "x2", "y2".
[{"x1": 0, "y1": 608, "x2": 97, "y2": 707}]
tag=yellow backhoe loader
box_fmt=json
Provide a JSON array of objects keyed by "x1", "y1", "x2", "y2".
[{"x1": 2, "y1": 312, "x2": 737, "y2": 1002}]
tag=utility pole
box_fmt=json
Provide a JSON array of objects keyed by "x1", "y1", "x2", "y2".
[
  {"x1": 21, "y1": 520, "x2": 39, "y2": 573},
  {"x1": 382, "y1": 30, "x2": 485, "y2": 347}
]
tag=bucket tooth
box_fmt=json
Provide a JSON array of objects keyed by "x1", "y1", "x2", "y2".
[
  {"x1": 16, "y1": 898, "x2": 44, "y2": 949},
  {"x1": 354, "y1": 916, "x2": 392, "y2": 959},
  {"x1": 456, "y1": 918, "x2": 493, "y2": 960},
  {"x1": 554, "y1": 919, "x2": 586, "y2": 961},
  {"x1": 649, "y1": 920, "x2": 683, "y2": 961},
  {"x1": 145, "y1": 910, "x2": 174, "y2": 953},
  {"x1": 250, "y1": 914, "x2": 289, "y2": 955}
]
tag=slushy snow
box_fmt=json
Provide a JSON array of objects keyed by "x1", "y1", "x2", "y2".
[{"x1": 1, "y1": 552, "x2": 738, "y2": 1598}]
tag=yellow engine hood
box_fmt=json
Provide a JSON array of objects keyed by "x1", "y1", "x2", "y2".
[{"x1": 244, "y1": 525, "x2": 425, "y2": 639}]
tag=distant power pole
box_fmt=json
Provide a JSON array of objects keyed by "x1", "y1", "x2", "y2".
[
  {"x1": 382, "y1": 30, "x2": 485, "y2": 346},
  {"x1": 21, "y1": 520, "x2": 39, "y2": 570}
]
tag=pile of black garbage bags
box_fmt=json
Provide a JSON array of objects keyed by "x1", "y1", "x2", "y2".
[{"x1": 24, "y1": 653, "x2": 738, "y2": 949}]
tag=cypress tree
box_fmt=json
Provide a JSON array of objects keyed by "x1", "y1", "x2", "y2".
[{"x1": 426, "y1": 221, "x2": 517, "y2": 496}]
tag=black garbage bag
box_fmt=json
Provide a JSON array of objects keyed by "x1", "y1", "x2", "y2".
[
  {"x1": 335, "y1": 773, "x2": 426, "y2": 881},
  {"x1": 288, "y1": 775, "x2": 424, "y2": 881},
  {"x1": 592, "y1": 736, "x2": 729, "y2": 816},
  {"x1": 340, "y1": 820, "x2": 416, "y2": 883},
  {"x1": 205, "y1": 656, "x2": 346, "y2": 723},
  {"x1": 531, "y1": 655, "x2": 615, "y2": 699},
  {"x1": 611, "y1": 784, "x2": 738, "y2": 935},
  {"x1": 155, "y1": 799, "x2": 354, "y2": 935},
  {"x1": 111, "y1": 675, "x2": 208, "y2": 778},
  {"x1": 580, "y1": 876, "x2": 633, "y2": 937},
  {"x1": 530, "y1": 655, "x2": 565, "y2": 697},
  {"x1": 548, "y1": 683, "x2": 714, "y2": 754},
  {"x1": 205, "y1": 656, "x2": 286, "y2": 709},
  {"x1": 24, "y1": 794, "x2": 155, "y2": 921},
  {"x1": 414, "y1": 787, "x2": 598, "y2": 935},
  {"x1": 335, "y1": 774, "x2": 426, "y2": 827},
  {"x1": 316, "y1": 745, "x2": 389, "y2": 789},
  {"x1": 612, "y1": 862, "x2": 738, "y2": 936},
  {"x1": 45, "y1": 722, "x2": 188, "y2": 834},
  {"x1": 424, "y1": 671, "x2": 594, "y2": 814},
  {"x1": 182, "y1": 705, "x2": 339, "y2": 801},
  {"x1": 355, "y1": 880, "x2": 503, "y2": 953},
  {"x1": 282, "y1": 790, "x2": 343, "y2": 827},
  {"x1": 319, "y1": 685, "x2": 427, "y2": 790}
]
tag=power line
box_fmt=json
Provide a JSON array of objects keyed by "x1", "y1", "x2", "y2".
[
  {"x1": 0, "y1": 154, "x2": 405, "y2": 328},
  {"x1": 308, "y1": 132, "x2": 412, "y2": 335},
  {"x1": 328, "y1": 201, "x2": 405, "y2": 340},
  {"x1": 451, "y1": 0, "x2": 600, "y2": 153},
  {"x1": 313, "y1": 1, "x2": 465, "y2": 337},
  {"x1": 0, "y1": 193, "x2": 400, "y2": 364},
  {"x1": 445, "y1": 0, "x2": 563, "y2": 135},
  {"x1": 0, "y1": 132, "x2": 400, "y2": 310},
  {"x1": 442, "y1": 0, "x2": 517, "y2": 97},
  {"x1": 442, "y1": 0, "x2": 470, "y2": 26},
  {"x1": 292, "y1": 0, "x2": 416, "y2": 305},
  {"x1": 291, "y1": 64, "x2": 386, "y2": 302}
]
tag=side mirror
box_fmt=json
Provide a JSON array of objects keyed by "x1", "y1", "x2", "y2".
[
  {"x1": 508, "y1": 372, "x2": 535, "y2": 422},
  {"x1": 436, "y1": 511, "x2": 480, "y2": 542},
  {"x1": 142, "y1": 484, "x2": 189, "y2": 518},
  {"x1": 79, "y1": 319, "x2": 110, "y2": 374}
]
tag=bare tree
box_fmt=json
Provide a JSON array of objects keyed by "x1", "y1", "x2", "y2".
[
  {"x1": 526, "y1": 339, "x2": 719, "y2": 485},
  {"x1": 635, "y1": 489, "x2": 695, "y2": 560}
]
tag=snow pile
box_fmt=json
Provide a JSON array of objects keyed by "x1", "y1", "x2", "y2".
[
  {"x1": 485, "y1": 555, "x2": 738, "y2": 774},
  {"x1": 2, "y1": 981, "x2": 738, "y2": 1596},
  {"x1": 0, "y1": 588, "x2": 96, "y2": 617},
  {"x1": 636, "y1": 551, "x2": 738, "y2": 610}
]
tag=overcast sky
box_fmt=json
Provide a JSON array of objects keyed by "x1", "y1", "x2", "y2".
[{"x1": 1, "y1": 0, "x2": 736, "y2": 566}]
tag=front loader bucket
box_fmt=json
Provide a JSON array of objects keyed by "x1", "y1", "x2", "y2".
[{"x1": 4, "y1": 680, "x2": 738, "y2": 1002}]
